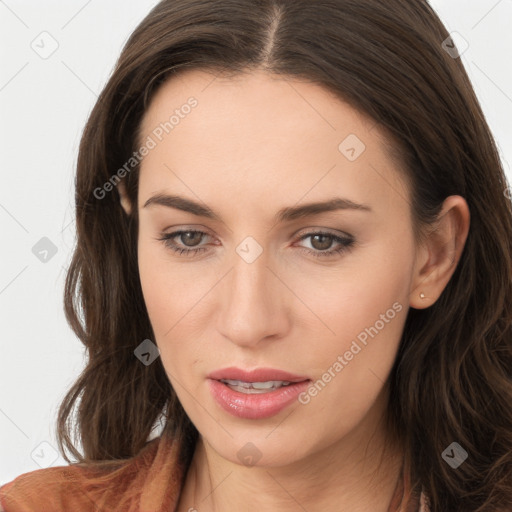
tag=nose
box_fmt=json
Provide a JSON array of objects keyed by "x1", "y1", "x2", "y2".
[{"x1": 216, "y1": 247, "x2": 291, "y2": 348}]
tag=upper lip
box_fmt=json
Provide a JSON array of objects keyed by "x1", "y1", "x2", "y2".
[{"x1": 207, "y1": 367, "x2": 310, "y2": 383}]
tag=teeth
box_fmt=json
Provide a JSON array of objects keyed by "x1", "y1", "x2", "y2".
[
  {"x1": 252, "y1": 381, "x2": 289, "y2": 389},
  {"x1": 220, "y1": 379, "x2": 292, "y2": 393}
]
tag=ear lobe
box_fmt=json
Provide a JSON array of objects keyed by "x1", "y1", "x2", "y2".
[
  {"x1": 118, "y1": 180, "x2": 132, "y2": 216},
  {"x1": 409, "y1": 195, "x2": 470, "y2": 309}
]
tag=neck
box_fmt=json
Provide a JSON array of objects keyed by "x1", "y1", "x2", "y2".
[{"x1": 177, "y1": 396, "x2": 404, "y2": 512}]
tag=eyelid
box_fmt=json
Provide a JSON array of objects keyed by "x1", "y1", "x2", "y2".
[
  {"x1": 294, "y1": 226, "x2": 352, "y2": 239},
  {"x1": 157, "y1": 226, "x2": 356, "y2": 261},
  {"x1": 161, "y1": 226, "x2": 352, "y2": 244}
]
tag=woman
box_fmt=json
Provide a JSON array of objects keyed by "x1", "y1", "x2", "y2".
[{"x1": 1, "y1": 1, "x2": 511, "y2": 511}]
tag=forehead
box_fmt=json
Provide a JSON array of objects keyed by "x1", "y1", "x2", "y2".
[
  {"x1": 137, "y1": 69, "x2": 410, "y2": 218},
  {"x1": 140, "y1": 68, "x2": 373, "y2": 142}
]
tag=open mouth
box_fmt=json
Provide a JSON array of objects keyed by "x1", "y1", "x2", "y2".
[
  {"x1": 208, "y1": 378, "x2": 312, "y2": 419},
  {"x1": 218, "y1": 379, "x2": 296, "y2": 393}
]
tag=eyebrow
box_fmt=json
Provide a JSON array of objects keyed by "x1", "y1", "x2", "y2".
[{"x1": 142, "y1": 194, "x2": 372, "y2": 223}]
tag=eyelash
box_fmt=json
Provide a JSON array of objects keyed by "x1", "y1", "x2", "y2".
[{"x1": 156, "y1": 229, "x2": 355, "y2": 259}]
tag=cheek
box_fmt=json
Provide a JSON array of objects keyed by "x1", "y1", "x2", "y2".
[
  {"x1": 299, "y1": 242, "x2": 412, "y2": 424},
  {"x1": 299, "y1": 238, "x2": 412, "y2": 346},
  {"x1": 138, "y1": 232, "x2": 195, "y2": 330},
  {"x1": 138, "y1": 243, "x2": 172, "y2": 334},
  {"x1": 137, "y1": 233, "x2": 215, "y2": 370}
]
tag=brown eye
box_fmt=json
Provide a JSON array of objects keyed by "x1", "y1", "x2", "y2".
[
  {"x1": 296, "y1": 231, "x2": 355, "y2": 259},
  {"x1": 157, "y1": 230, "x2": 211, "y2": 256},
  {"x1": 179, "y1": 231, "x2": 204, "y2": 247},
  {"x1": 156, "y1": 229, "x2": 355, "y2": 259},
  {"x1": 309, "y1": 234, "x2": 336, "y2": 251}
]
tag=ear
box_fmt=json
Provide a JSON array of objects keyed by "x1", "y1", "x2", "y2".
[
  {"x1": 118, "y1": 180, "x2": 133, "y2": 216},
  {"x1": 409, "y1": 195, "x2": 470, "y2": 309}
]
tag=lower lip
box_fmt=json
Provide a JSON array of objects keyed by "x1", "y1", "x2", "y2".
[{"x1": 208, "y1": 379, "x2": 310, "y2": 419}]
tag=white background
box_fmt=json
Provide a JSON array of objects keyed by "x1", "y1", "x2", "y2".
[{"x1": 1, "y1": 0, "x2": 511, "y2": 484}]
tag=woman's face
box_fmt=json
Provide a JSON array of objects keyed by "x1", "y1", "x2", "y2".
[{"x1": 134, "y1": 69, "x2": 420, "y2": 466}]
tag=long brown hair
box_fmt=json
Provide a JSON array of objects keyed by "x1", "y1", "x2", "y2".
[{"x1": 57, "y1": 1, "x2": 512, "y2": 510}]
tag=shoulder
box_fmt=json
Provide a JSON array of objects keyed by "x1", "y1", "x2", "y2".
[
  {"x1": 0, "y1": 437, "x2": 172, "y2": 511},
  {"x1": 0, "y1": 463, "x2": 98, "y2": 510}
]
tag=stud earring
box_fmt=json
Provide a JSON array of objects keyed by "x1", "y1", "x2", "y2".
[{"x1": 419, "y1": 292, "x2": 426, "y2": 299}]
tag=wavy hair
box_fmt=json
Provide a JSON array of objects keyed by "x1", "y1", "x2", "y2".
[{"x1": 57, "y1": 1, "x2": 512, "y2": 510}]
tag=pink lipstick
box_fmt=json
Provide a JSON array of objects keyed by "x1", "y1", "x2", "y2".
[{"x1": 207, "y1": 367, "x2": 311, "y2": 419}]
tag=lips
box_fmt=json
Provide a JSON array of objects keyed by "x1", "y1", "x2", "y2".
[
  {"x1": 207, "y1": 367, "x2": 310, "y2": 383},
  {"x1": 207, "y1": 367, "x2": 311, "y2": 419}
]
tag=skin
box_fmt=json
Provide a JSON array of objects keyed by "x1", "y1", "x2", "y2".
[{"x1": 119, "y1": 69, "x2": 470, "y2": 511}]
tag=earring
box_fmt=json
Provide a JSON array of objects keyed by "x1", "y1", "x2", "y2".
[{"x1": 419, "y1": 292, "x2": 426, "y2": 299}]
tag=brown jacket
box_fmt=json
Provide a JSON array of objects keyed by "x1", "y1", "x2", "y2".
[{"x1": 0, "y1": 434, "x2": 430, "y2": 511}]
